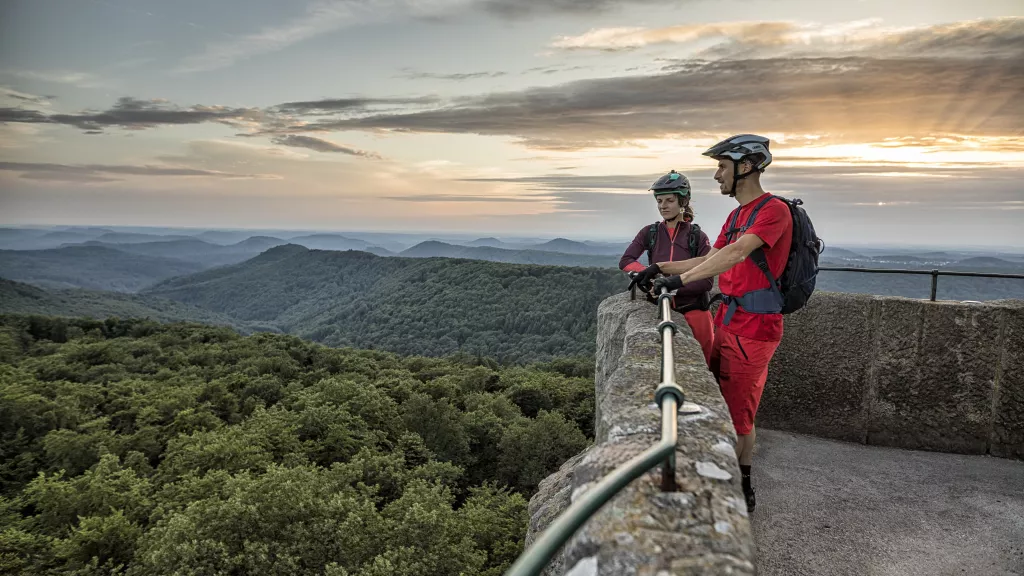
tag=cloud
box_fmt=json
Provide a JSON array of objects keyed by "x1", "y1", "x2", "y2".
[
  {"x1": 3, "y1": 19, "x2": 1017, "y2": 152},
  {"x1": 521, "y1": 65, "x2": 593, "y2": 76},
  {"x1": 399, "y1": 69, "x2": 508, "y2": 81},
  {"x1": 480, "y1": 0, "x2": 673, "y2": 17},
  {"x1": 550, "y1": 17, "x2": 1024, "y2": 59},
  {"x1": 274, "y1": 96, "x2": 439, "y2": 114},
  {"x1": 551, "y1": 22, "x2": 803, "y2": 51},
  {"x1": 868, "y1": 17, "x2": 1024, "y2": 59},
  {"x1": 174, "y1": 1, "x2": 361, "y2": 73},
  {"x1": 382, "y1": 193, "x2": 546, "y2": 202},
  {"x1": 458, "y1": 164, "x2": 1024, "y2": 194},
  {"x1": 0, "y1": 108, "x2": 51, "y2": 124},
  {"x1": 0, "y1": 161, "x2": 276, "y2": 183},
  {"x1": 2, "y1": 69, "x2": 105, "y2": 88},
  {"x1": 295, "y1": 55, "x2": 1023, "y2": 149},
  {"x1": 0, "y1": 87, "x2": 54, "y2": 107},
  {"x1": 174, "y1": 0, "x2": 470, "y2": 73},
  {"x1": 462, "y1": 172, "x2": 658, "y2": 191},
  {"x1": 271, "y1": 134, "x2": 382, "y2": 158},
  {"x1": 0, "y1": 97, "x2": 262, "y2": 133}
]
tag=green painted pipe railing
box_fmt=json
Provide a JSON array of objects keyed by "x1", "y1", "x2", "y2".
[{"x1": 503, "y1": 283, "x2": 701, "y2": 576}]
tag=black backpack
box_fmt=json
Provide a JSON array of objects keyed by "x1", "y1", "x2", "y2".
[
  {"x1": 724, "y1": 195, "x2": 823, "y2": 315},
  {"x1": 644, "y1": 222, "x2": 702, "y2": 266}
]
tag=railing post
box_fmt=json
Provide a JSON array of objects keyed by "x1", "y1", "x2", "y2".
[{"x1": 930, "y1": 269, "x2": 939, "y2": 301}]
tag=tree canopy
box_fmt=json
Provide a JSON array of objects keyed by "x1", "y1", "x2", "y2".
[{"x1": 0, "y1": 315, "x2": 595, "y2": 575}]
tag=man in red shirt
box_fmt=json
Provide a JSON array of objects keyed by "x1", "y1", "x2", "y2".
[
  {"x1": 619, "y1": 170, "x2": 714, "y2": 364},
  {"x1": 651, "y1": 134, "x2": 791, "y2": 513}
]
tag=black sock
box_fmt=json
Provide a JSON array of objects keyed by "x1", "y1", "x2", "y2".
[{"x1": 740, "y1": 465, "x2": 752, "y2": 491}]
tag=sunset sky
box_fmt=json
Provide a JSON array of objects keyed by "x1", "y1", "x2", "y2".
[{"x1": 1, "y1": 0, "x2": 1022, "y2": 247}]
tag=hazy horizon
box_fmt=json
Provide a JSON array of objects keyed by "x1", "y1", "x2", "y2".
[
  {"x1": 5, "y1": 221, "x2": 1024, "y2": 254},
  {"x1": 2, "y1": 1, "x2": 1022, "y2": 247}
]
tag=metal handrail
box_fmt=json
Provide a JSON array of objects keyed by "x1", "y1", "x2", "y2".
[
  {"x1": 503, "y1": 286, "x2": 699, "y2": 576},
  {"x1": 817, "y1": 266, "x2": 1024, "y2": 301}
]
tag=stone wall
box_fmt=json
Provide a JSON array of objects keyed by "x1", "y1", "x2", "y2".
[
  {"x1": 524, "y1": 293, "x2": 755, "y2": 576},
  {"x1": 760, "y1": 292, "x2": 1024, "y2": 459}
]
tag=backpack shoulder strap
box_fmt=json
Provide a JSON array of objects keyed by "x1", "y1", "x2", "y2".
[
  {"x1": 742, "y1": 194, "x2": 777, "y2": 229},
  {"x1": 748, "y1": 196, "x2": 787, "y2": 301},
  {"x1": 750, "y1": 248, "x2": 781, "y2": 292},
  {"x1": 688, "y1": 223, "x2": 702, "y2": 258},
  {"x1": 725, "y1": 208, "x2": 742, "y2": 240},
  {"x1": 725, "y1": 194, "x2": 775, "y2": 244},
  {"x1": 645, "y1": 222, "x2": 659, "y2": 262}
]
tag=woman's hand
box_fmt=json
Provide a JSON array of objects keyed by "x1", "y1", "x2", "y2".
[{"x1": 628, "y1": 264, "x2": 661, "y2": 293}]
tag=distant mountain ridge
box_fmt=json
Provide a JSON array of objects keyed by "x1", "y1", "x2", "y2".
[
  {"x1": 230, "y1": 236, "x2": 287, "y2": 251},
  {"x1": 524, "y1": 238, "x2": 621, "y2": 256},
  {"x1": 400, "y1": 241, "x2": 619, "y2": 268},
  {"x1": 0, "y1": 277, "x2": 266, "y2": 332},
  {"x1": 0, "y1": 246, "x2": 204, "y2": 292},
  {"x1": 467, "y1": 237, "x2": 506, "y2": 248},
  {"x1": 92, "y1": 232, "x2": 195, "y2": 244},
  {"x1": 954, "y1": 256, "x2": 1016, "y2": 268},
  {"x1": 63, "y1": 238, "x2": 290, "y2": 269}
]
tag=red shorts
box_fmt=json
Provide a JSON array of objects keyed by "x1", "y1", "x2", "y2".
[
  {"x1": 709, "y1": 328, "x2": 780, "y2": 435},
  {"x1": 682, "y1": 310, "x2": 714, "y2": 367}
]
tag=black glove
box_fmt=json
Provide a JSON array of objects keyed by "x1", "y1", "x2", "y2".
[
  {"x1": 628, "y1": 264, "x2": 661, "y2": 293},
  {"x1": 653, "y1": 275, "x2": 684, "y2": 293}
]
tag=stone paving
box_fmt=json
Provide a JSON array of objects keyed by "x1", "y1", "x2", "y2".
[{"x1": 752, "y1": 429, "x2": 1024, "y2": 576}]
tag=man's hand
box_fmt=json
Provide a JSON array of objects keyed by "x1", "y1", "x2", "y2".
[
  {"x1": 652, "y1": 275, "x2": 684, "y2": 294},
  {"x1": 628, "y1": 263, "x2": 661, "y2": 293}
]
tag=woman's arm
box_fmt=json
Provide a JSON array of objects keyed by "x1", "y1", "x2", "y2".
[{"x1": 619, "y1": 228, "x2": 649, "y2": 273}]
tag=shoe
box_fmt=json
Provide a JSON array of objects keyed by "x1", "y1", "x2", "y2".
[{"x1": 744, "y1": 485, "x2": 756, "y2": 513}]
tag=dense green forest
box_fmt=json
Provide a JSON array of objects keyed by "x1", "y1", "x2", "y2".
[
  {"x1": 0, "y1": 315, "x2": 596, "y2": 575},
  {"x1": 0, "y1": 279, "x2": 274, "y2": 335},
  {"x1": 0, "y1": 247, "x2": 204, "y2": 293},
  {"x1": 144, "y1": 246, "x2": 626, "y2": 363},
  {"x1": 3, "y1": 242, "x2": 1020, "y2": 369}
]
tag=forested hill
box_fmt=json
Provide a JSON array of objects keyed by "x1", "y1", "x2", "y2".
[
  {"x1": 0, "y1": 246, "x2": 204, "y2": 292},
  {"x1": 0, "y1": 278, "x2": 273, "y2": 334},
  {"x1": 144, "y1": 245, "x2": 627, "y2": 363},
  {"x1": 0, "y1": 315, "x2": 595, "y2": 575}
]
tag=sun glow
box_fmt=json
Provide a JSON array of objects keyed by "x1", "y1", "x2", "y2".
[{"x1": 782, "y1": 136, "x2": 1024, "y2": 168}]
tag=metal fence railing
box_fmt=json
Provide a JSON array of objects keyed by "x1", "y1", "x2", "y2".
[
  {"x1": 503, "y1": 285, "x2": 700, "y2": 576},
  {"x1": 817, "y1": 267, "x2": 1024, "y2": 301}
]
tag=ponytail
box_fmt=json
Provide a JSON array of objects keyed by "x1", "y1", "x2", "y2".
[{"x1": 681, "y1": 195, "x2": 695, "y2": 222}]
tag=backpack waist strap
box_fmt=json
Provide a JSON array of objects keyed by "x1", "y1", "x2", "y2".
[{"x1": 720, "y1": 289, "x2": 784, "y2": 325}]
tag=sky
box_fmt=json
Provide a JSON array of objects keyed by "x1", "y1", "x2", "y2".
[{"x1": 0, "y1": 0, "x2": 1022, "y2": 246}]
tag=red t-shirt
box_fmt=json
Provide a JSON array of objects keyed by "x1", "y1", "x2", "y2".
[{"x1": 712, "y1": 194, "x2": 793, "y2": 342}]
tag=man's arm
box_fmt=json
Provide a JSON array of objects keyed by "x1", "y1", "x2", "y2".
[
  {"x1": 657, "y1": 247, "x2": 718, "y2": 275},
  {"x1": 679, "y1": 233, "x2": 765, "y2": 285}
]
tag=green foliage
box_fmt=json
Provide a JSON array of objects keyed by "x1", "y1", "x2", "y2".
[
  {"x1": 0, "y1": 315, "x2": 595, "y2": 575},
  {"x1": 497, "y1": 411, "x2": 589, "y2": 495},
  {"x1": 0, "y1": 279, "x2": 268, "y2": 335},
  {"x1": 143, "y1": 247, "x2": 627, "y2": 363},
  {"x1": 0, "y1": 246, "x2": 205, "y2": 293}
]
